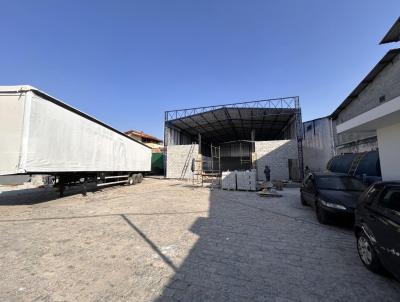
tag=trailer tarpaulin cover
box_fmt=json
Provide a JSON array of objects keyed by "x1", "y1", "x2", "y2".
[{"x1": 0, "y1": 86, "x2": 151, "y2": 175}]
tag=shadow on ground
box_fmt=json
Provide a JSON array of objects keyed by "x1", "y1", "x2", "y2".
[
  {"x1": 152, "y1": 187, "x2": 400, "y2": 302},
  {"x1": 0, "y1": 183, "x2": 100, "y2": 206}
]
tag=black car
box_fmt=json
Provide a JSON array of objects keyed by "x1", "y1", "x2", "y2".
[
  {"x1": 300, "y1": 172, "x2": 367, "y2": 224},
  {"x1": 354, "y1": 182, "x2": 400, "y2": 280}
]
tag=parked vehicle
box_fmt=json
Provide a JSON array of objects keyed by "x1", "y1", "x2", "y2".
[
  {"x1": 300, "y1": 172, "x2": 367, "y2": 224},
  {"x1": 327, "y1": 151, "x2": 382, "y2": 185},
  {"x1": 354, "y1": 182, "x2": 400, "y2": 280},
  {"x1": 0, "y1": 85, "x2": 152, "y2": 196}
]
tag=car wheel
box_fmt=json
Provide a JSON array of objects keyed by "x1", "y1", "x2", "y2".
[
  {"x1": 357, "y1": 232, "x2": 382, "y2": 273},
  {"x1": 300, "y1": 194, "x2": 307, "y2": 206},
  {"x1": 316, "y1": 201, "x2": 330, "y2": 224}
]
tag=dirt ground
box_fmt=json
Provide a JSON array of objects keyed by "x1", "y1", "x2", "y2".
[{"x1": 0, "y1": 178, "x2": 399, "y2": 302}]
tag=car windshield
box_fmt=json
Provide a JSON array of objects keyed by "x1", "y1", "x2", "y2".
[{"x1": 316, "y1": 176, "x2": 366, "y2": 191}]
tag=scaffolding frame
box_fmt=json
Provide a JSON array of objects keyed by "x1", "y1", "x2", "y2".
[{"x1": 192, "y1": 144, "x2": 221, "y2": 188}]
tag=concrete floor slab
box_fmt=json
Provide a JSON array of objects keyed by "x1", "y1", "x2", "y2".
[{"x1": 0, "y1": 179, "x2": 399, "y2": 301}]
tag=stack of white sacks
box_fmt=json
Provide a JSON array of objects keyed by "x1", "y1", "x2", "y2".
[
  {"x1": 236, "y1": 169, "x2": 257, "y2": 191},
  {"x1": 221, "y1": 169, "x2": 257, "y2": 191},
  {"x1": 221, "y1": 170, "x2": 236, "y2": 190}
]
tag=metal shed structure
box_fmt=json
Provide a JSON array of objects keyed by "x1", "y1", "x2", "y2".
[{"x1": 164, "y1": 97, "x2": 304, "y2": 182}]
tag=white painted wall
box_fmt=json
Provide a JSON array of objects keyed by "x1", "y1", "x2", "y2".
[{"x1": 377, "y1": 122, "x2": 400, "y2": 181}]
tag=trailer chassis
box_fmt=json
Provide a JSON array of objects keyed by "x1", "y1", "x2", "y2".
[{"x1": 53, "y1": 172, "x2": 144, "y2": 197}]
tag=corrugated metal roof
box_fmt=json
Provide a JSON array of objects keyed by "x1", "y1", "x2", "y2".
[
  {"x1": 380, "y1": 17, "x2": 400, "y2": 44},
  {"x1": 331, "y1": 48, "x2": 400, "y2": 119},
  {"x1": 166, "y1": 107, "x2": 297, "y2": 143},
  {"x1": 303, "y1": 116, "x2": 330, "y2": 124}
]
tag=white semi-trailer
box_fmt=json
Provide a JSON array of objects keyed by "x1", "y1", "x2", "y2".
[{"x1": 0, "y1": 85, "x2": 152, "y2": 195}]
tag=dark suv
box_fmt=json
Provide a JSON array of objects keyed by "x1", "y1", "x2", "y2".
[{"x1": 354, "y1": 182, "x2": 400, "y2": 280}]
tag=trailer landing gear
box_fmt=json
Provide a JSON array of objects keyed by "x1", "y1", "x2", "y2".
[
  {"x1": 55, "y1": 174, "x2": 91, "y2": 198},
  {"x1": 57, "y1": 178, "x2": 65, "y2": 198},
  {"x1": 82, "y1": 178, "x2": 87, "y2": 196}
]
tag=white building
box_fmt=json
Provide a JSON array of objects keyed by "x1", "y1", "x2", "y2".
[{"x1": 335, "y1": 18, "x2": 400, "y2": 181}]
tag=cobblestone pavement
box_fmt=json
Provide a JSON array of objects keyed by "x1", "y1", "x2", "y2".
[{"x1": 0, "y1": 178, "x2": 399, "y2": 301}]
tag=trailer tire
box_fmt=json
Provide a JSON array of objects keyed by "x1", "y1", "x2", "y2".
[
  {"x1": 128, "y1": 175, "x2": 135, "y2": 186},
  {"x1": 138, "y1": 173, "x2": 143, "y2": 183},
  {"x1": 133, "y1": 174, "x2": 140, "y2": 184}
]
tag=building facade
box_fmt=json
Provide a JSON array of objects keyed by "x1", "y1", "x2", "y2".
[
  {"x1": 331, "y1": 49, "x2": 400, "y2": 154},
  {"x1": 333, "y1": 18, "x2": 400, "y2": 181},
  {"x1": 125, "y1": 130, "x2": 163, "y2": 152},
  {"x1": 164, "y1": 97, "x2": 304, "y2": 181}
]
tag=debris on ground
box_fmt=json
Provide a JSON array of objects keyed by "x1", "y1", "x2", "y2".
[{"x1": 258, "y1": 181, "x2": 283, "y2": 197}]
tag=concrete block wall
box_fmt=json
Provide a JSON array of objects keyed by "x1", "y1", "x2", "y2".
[
  {"x1": 255, "y1": 140, "x2": 298, "y2": 181},
  {"x1": 337, "y1": 54, "x2": 400, "y2": 123},
  {"x1": 166, "y1": 144, "x2": 198, "y2": 179}
]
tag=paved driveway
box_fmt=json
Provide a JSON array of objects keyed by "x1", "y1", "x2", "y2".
[{"x1": 0, "y1": 179, "x2": 399, "y2": 301}]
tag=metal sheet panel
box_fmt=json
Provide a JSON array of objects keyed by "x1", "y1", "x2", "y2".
[{"x1": 302, "y1": 117, "x2": 335, "y2": 172}]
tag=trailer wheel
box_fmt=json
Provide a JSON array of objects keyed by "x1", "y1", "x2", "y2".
[
  {"x1": 128, "y1": 175, "x2": 135, "y2": 186},
  {"x1": 138, "y1": 173, "x2": 143, "y2": 183},
  {"x1": 133, "y1": 174, "x2": 139, "y2": 184}
]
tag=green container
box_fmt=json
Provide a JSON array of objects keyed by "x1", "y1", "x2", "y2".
[{"x1": 151, "y1": 153, "x2": 164, "y2": 175}]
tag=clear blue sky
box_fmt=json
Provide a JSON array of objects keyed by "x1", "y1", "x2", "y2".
[{"x1": 1, "y1": 1, "x2": 399, "y2": 139}]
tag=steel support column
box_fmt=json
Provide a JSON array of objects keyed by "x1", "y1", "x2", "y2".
[{"x1": 198, "y1": 133, "x2": 202, "y2": 155}]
